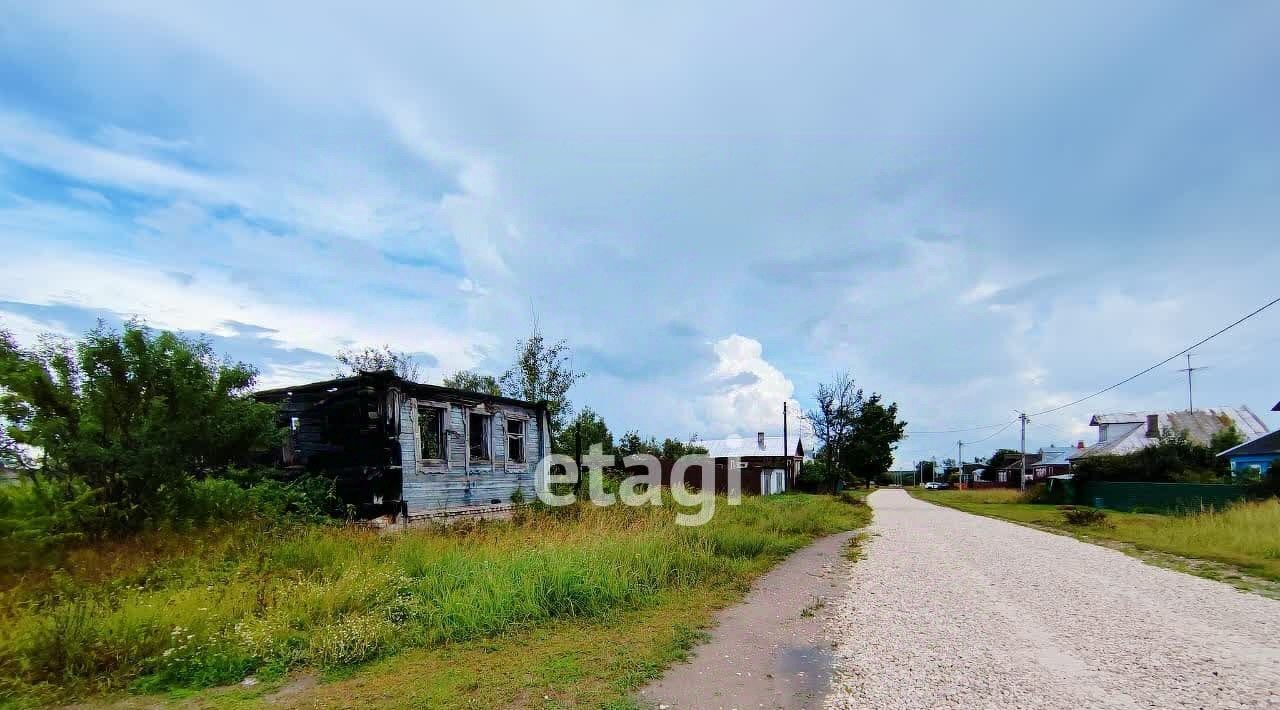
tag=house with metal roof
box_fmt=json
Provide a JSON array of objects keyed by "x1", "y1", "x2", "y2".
[
  {"x1": 695, "y1": 432, "x2": 807, "y2": 494},
  {"x1": 1217, "y1": 430, "x2": 1280, "y2": 478},
  {"x1": 1069, "y1": 406, "x2": 1269, "y2": 461}
]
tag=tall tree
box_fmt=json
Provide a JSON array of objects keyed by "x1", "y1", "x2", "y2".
[
  {"x1": 838, "y1": 394, "x2": 907, "y2": 488},
  {"x1": 441, "y1": 370, "x2": 501, "y2": 396},
  {"x1": 334, "y1": 344, "x2": 422, "y2": 382},
  {"x1": 804, "y1": 373, "x2": 862, "y2": 492},
  {"x1": 499, "y1": 329, "x2": 583, "y2": 439}
]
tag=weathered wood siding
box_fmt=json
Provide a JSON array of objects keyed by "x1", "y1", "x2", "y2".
[{"x1": 399, "y1": 398, "x2": 543, "y2": 513}]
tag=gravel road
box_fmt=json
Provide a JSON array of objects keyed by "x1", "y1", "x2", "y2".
[{"x1": 825, "y1": 489, "x2": 1280, "y2": 709}]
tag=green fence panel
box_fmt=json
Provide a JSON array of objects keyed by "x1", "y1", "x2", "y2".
[{"x1": 1075, "y1": 481, "x2": 1246, "y2": 514}]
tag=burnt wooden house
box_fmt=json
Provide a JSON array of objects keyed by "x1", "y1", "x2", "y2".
[{"x1": 255, "y1": 371, "x2": 550, "y2": 518}]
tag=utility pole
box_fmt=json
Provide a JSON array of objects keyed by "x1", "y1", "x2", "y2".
[
  {"x1": 782, "y1": 401, "x2": 790, "y2": 486},
  {"x1": 957, "y1": 440, "x2": 963, "y2": 488},
  {"x1": 1176, "y1": 353, "x2": 1208, "y2": 412},
  {"x1": 1018, "y1": 412, "x2": 1029, "y2": 493}
]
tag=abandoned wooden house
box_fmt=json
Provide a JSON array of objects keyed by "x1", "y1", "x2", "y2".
[{"x1": 255, "y1": 371, "x2": 550, "y2": 519}]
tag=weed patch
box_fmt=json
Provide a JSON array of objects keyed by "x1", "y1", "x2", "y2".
[{"x1": 0, "y1": 492, "x2": 864, "y2": 705}]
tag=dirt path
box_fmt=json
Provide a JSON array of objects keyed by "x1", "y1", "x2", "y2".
[
  {"x1": 636, "y1": 529, "x2": 859, "y2": 710},
  {"x1": 825, "y1": 489, "x2": 1280, "y2": 709}
]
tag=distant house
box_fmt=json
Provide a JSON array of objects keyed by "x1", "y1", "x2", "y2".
[
  {"x1": 1216, "y1": 431, "x2": 1280, "y2": 479},
  {"x1": 1216, "y1": 400, "x2": 1280, "y2": 478},
  {"x1": 1028, "y1": 444, "x2": 1080, "y2": 480},
  {"x1": 255, "y1": 370, "x2": 551, "y2": 519},
  {"x1": 696, "y1": 432, "x2": 806, "y2": 495},
  {"x1": 1069, "y1": 407, "x2": 1268, "y2": 461}
]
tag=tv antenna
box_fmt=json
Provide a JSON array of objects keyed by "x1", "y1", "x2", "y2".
[{"x1": 1176, "y1": 353, "x2": 1209, "y2": 412}]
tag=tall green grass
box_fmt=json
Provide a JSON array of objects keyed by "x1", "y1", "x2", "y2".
[
  {"x1": 0, "y1": 492, "x2": 864, "y2": 705},
  {"x1": 1107, "y1": 498, "x2": 1280, "y2": 576}
]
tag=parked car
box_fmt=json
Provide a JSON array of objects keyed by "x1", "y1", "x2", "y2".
[{"x1": 923, "y1": 481, "x2": 949, "y2": 490}]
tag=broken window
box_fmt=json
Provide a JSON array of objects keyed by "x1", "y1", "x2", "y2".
[
  {"x1": 419, "y1": 406, "x2": 446, "y2": 461},
  {"x1": 469, "y1": 411, "x2": 491, "y2": 461},
  {"x1": 507, "y1": 418, "x2": 526, "y2": 464}
]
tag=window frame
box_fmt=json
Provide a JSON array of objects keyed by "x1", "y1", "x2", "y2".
[
  {"x1": 418, "y1": 403, "x2": 449, "y2": 465},
  {"x1": 468, "y1": 409, "x2": 493, "y2": 464},
  {"x1": 506, "y1": 416, "x2": 527, "y2": 465}
]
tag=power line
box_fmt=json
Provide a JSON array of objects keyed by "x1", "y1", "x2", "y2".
[
  {"x1": 1028, "y1": 294, "x2": 1280, "y2": 417},
  {"x1": 906, "y1": 420, "x2": 1017, "y2": 434},
  {"x1": 960, "y1": 418, "x2": 1017, "y2": 445}
]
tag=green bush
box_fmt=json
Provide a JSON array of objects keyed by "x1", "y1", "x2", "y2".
[
  {"x1": 1071, "y1": 430, "x2": 1226, "y2": 484},
  {"x1": 1020, "y1": 482, "x2": 1053, "y2": 504},
  {"x1": 1061, "y1": 506, "x2": 1108, "y2": 526},
  {"x1": 0, "y1": 321, "x2": 282, "y2": 533}
]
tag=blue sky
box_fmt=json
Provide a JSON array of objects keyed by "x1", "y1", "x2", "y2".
[{"x1": 1, "y1": 2, "x2": 1278, "y2": 465}]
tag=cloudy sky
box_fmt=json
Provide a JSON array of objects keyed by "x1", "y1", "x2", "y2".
[{"x1": 2, "y1": 2, "x2": 1278, "y2": 465}]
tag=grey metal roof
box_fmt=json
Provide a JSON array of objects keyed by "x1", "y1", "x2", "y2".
[
  {"x1": 697, "y1": 435, "x2": 806, "y2": 459},
  {"x1": 1071, "y1": 406, "x2": 1269, "y2": 459},
  {"x1": 1089, "y1": 412, "x2": 1150, "y2": 425}
]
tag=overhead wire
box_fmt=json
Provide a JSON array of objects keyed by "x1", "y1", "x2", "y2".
[
  {"x1": 1027, "y1": 295, "x2": 1280, "y2": 417},
  {"x1": 903, "y1": 294, "x2": 1280, "y2": 450}
]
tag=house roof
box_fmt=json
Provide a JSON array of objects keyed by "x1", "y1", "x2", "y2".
[
  {"x1": 997, "y1": 453, "x2": 1041, "y2": 472},
  {"x1": 1216, "y1": 429, "x2": 1280, "y2": 458},
  {"x1": 1274, "y1": 401, "x2": 1279, "y2": 412},
  {"x1": 697, "y1": 435, "x2": 806, "y2": 459},
  {"x1": 1035, "y1": 446, "x2": 1075, "y2": 466},
  {"x1": 255, "y1": 370, "x2": 546, "y2": 410},
  {"x1": 1071, "y1": 406, "x2": 1269, "y2": 459}
]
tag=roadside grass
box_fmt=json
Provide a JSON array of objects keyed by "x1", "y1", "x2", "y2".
[
  {"x1": 912, "y1": 490, "x2": 1280, "y2": 581},
  {"x1": 0, "y1": 492, "x2": 867, "y2": 708}
]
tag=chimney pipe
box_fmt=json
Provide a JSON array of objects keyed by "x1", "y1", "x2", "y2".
[
  {"x1": 1077, "y1": 440, "x2": 1085, "y2": 449},
  {"x1": 757, "y1": 431, "x2": 766, "y2": 449},
  {"x1": 1146, "y1": 414, "x2": 1160, "y2": 438}
]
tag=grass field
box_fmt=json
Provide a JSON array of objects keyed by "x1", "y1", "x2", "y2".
[
  {"x1": 0, "y1": 492, "x2": 870, "y2": 708},
  {"x1": 911, "y1": 489, "x2": 1280, "y2": 581}
]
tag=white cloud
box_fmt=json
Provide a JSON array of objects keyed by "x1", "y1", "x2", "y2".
[
  {"x1": 0, "y1": 310, "x2": 73, "y2": 343},
  {"x1": 0, "y1": 248, "x2": 496, "y2": 378},
  {"x1": 702, "y1": 335, "x2": 800, "y2": 437}
]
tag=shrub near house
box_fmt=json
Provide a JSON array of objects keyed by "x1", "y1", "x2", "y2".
[{"x1": 0, "y1": 321, "x2": 282, "y2": 534}]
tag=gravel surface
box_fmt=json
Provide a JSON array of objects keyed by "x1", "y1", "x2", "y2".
[{"x1": 825, "y1": 489, "x2": 1280, "y2": 710}]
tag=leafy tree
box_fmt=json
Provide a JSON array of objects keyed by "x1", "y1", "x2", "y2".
[
  {"x1": 442, "y1": 370, "x2": 501, "y2": 396},
  {"x1": 838, "y1": 394, "x2": 907, "y2": 488},
  {"x1": 1209, "y1": 424, "x2": 1244, "y2": 456},
  {"x1": 499, "y1": 329, "x2": 583, "y2": 439},
  {"x1": 611, "y1": 429, "x2": 706, "y2": 460},
  {"x1": 805, "y1": 373, "x2": 906, "y2": 489},
  {"x1": 555, "y1": 407, "x2": 614, "y2": 455},
  {"x1": 797, "y1": 458, "x2": 835, "y2": 490},
  {"x1": 804, "y1": 373, "x2": 861, "y2": 492},
  {"x1": 334, "y1": 344, "x2": 422, "y2": 382},
  {"x1": 983, "y1": 448, "x2": 1020, "y2": 482},
  {"x1": 940, "y1": 458, "x2": 958, "y2": 478},
  {"x1": 659, "y1": 436, "x2": 707, "y2": 460},
  {"x1": 615, "y1": 430, "x2": 658, "y2": 458},
  {"x1": 0, "y1": 321, "x2": 281, "y2": 531}
]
